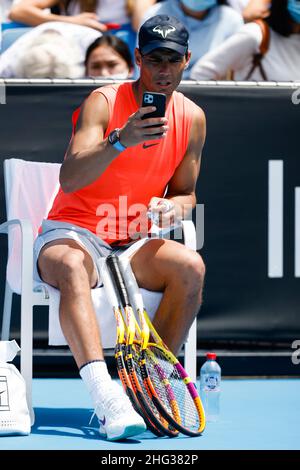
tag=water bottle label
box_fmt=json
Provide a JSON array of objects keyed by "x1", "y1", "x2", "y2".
[{"x1": 204, "y1": 374, "x2": 220, "y2": 392}]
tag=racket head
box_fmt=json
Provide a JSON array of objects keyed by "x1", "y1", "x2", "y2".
[
  {"x1": 103, "y1": 259, "x2": 163, "y2": 436},
  {"x1": 126, "y1": 342, "x2": 179, "y2": 437},
  {"x1": 141, "y1": 308, "x2": 206, "y2": 435},
  {"x1": 106, "y1": 255, "x2": 176, "y2": 437},
  {"x1": 142, "y1": 343, "x2": 205, "y2": 436},
  {"x1": 117, "y1": 257, "x2": 205, "y2": 436},
  {"x1": 115, "y1": 341, "x2": 164, "y2": 437}
]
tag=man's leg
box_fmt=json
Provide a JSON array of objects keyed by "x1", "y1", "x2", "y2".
[
  {"x1": 37, "y1": 238, "x2": 146, "y2": 440},
  {"x1": 38, "y1": 239, "x2": 103, "y2": 367},
  {"x1": 130, "y1": 239, "x2": 205, "y2": 355}
]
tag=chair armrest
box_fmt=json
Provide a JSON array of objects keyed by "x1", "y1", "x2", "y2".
[
  {"x1": 181, "y1": 220, "x2": 197, "y2": 251},
  {"x1": 0, "y1": 218, "x2": 32, "y2": 234},
  {"x1": 0, "y1": 219, "x2": 34, "y2": 295}
]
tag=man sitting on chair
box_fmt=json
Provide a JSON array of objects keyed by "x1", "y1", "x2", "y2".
[{"x1": 34, "y1": 14, "x2": 206, "y2": 441}]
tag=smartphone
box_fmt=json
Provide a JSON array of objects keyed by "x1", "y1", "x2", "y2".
[
  {"x1": 142, "y1": 91, "x2": 166, "y2": 119},
  {"x1": 141, "y1": 91, "x2": 166, "y2": 135}
]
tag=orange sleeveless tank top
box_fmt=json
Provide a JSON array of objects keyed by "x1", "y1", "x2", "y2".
[{"x1": 47, "y1": 82, "x2": 197, "y2": 244}]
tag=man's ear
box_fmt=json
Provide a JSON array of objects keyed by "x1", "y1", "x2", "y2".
[
  {"x1": 135, "y1": 47, "x2": 142, "y2": 67},
  {"x1": 184, "y1": 50, "x2": 191, "y2": 69}
]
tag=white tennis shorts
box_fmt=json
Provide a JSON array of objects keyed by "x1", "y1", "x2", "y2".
[{"x1": 33, "y1": 219, "x2": 151, "y2": 287}]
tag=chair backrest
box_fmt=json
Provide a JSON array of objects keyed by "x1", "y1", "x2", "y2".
[{"x1": 4, "y1": 158, "x2": 61, "y2": 294}]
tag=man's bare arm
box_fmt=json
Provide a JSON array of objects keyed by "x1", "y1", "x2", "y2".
[
  {"x1": 165, "y1": 106, "x2": 206, "y2": 218},
  {"x1": 60, "y1": 92, "x2": 119, "y2": 193},
  {"x1": 147, "y1": 106, "x2": 206, "y2": 227},
  {"x1": 60, "y1": 91, "x2": 169, "y2": 193}
]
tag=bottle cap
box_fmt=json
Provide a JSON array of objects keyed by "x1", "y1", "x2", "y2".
[{"x1": 206, "y1": 352, "x2": 216, "y2": 360}]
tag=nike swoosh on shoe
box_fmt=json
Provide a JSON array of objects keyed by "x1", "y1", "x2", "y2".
[{"x1": 99, "y1": 416, "x2": 106, "y2": 426}]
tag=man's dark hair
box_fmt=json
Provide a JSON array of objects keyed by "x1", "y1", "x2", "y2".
[
  {"x1": 85, "y1": 35, "x2": 133, "y2": 69},
  {"x1": 266, "y1": 0, "x2": 294, "y2": 37}
]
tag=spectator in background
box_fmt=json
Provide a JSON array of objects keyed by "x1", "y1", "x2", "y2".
[
  {"x1": 190, "y1": 0, "x2": 300, "y2": 81},
  {"x1": 141, "y1": 0, "x2": 243, "y2": 78},
  {"x1": 228, "y1": 0, "x2": 270, "y2": 21},
  {"x1": 0, "y1": 21, "x2": 100, "y2": 77},
  {"x1": 14, "y1": 29, "x2": 83, "y2": 78},
  {"x1": 85, "y1": 35, "x2": 133, "y2": 78},
  {"x1": 8, "y1": 0, "x2": 157, "y2": 32}
]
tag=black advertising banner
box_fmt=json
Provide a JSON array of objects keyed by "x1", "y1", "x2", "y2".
[{"x1": 0, "y1": 81, "x2": 299, "y2": 345}]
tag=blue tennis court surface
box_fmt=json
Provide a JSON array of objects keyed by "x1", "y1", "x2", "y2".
[{"x1": 0, "y1": 378, "x2": 299, "y2": 450}]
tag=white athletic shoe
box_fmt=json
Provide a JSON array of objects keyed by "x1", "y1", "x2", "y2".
[{"x1": 93, "y1": 381, "x2": 146, "y2": 441}]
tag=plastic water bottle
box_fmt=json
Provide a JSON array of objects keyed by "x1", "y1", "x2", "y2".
[{"x1": 200, "y1": 352, "x2": 221, "y2": 422}]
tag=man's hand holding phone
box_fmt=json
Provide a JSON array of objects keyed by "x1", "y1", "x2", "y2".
[{"x1": 118, "y1": 92, "x2": 168, "y2": 148}]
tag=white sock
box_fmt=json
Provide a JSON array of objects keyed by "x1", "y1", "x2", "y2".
[{"x1": 79, "y1": 360, "x2": 112, "y2": 405}]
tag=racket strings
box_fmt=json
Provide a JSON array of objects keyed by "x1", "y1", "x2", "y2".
[
  {"x1": 131, "y1": 344, "x2": 170, "y2": 426},
  {"x1": 141, "y1": 350, "x2": 180, "y2": 420},
  {"x1": 146, "y1": 345, "x2": 201, "y2": 432},
  {"x1": 117, "y1": 311, "x2": 175, "y2": 436},
  {"x1": 126, "y1": 322, "x2": 200, "y2": 433}
]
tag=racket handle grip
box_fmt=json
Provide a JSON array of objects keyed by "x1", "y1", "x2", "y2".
[
  {"x1": 119, "y1": 257, "x2": 144, "y2": 313},
  {"x1": 106, "y1": 254, "x2": 129, "y2": 308},
  {"x1": 101, "y1": 263, "x2": 119, "y2": 309}
]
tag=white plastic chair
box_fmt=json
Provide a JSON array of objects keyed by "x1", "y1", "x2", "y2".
[{"x1": 0, "y1": 158, "x2": 197, "y2": 425}]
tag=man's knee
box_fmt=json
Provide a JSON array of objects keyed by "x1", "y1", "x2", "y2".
[
  {"x1": 39, "y1": 248, "x2": 90, "y2": 289},
  {"x1": 59, "y1": 251, "x2": 88, "y2": 278},
  {"x1": 179, "y1": 250, "x2": 205, "y2": 292},
  {"x1": 189, "y1": 251, "x2": 205, "y2": 282}
]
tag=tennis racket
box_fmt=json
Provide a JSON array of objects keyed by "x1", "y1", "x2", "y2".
[
  {"x1": 106, "y1": 254, "x2": 178, "y2": 438},
  {"x1": 101, "y1": 261, "x2": 163, "y2": 437},
  {"x1": 118, "y1": 256, "x2": 206, "y2": 437}
]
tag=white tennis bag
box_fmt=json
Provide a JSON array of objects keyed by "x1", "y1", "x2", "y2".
[{"x1": 0, "y1": 340, "x2": 31, "y2": 435}]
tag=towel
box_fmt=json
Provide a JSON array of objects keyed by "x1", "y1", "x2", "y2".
[
  {"x1": 44, "y1": 283, "x2": 162, "y2": 348},
  {"x1": 43, "y1": 237, "x2": 161, "y2": 347}
]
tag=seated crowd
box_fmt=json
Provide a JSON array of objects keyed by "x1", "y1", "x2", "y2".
[{"x1": 0, "y1": 0, "x2": 299, "y2": 81}]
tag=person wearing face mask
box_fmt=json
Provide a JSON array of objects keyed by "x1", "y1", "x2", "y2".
[
  {"x1": 85, "y1": 35, "x2": 134, "y2": 78},
  {"x1": 141, "y1": 0, "x2": 244, "y2": 78},
  {"x1": 191, "y1": 0, "x2": 300, "y2": 81},
  {"x1": 288, "y1": 0, "x2": 300, "y2": 23}
]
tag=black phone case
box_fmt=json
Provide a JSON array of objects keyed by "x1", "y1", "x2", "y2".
[{"x1": 141, "y1": 92, "x2": 166, "y2": 120}]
